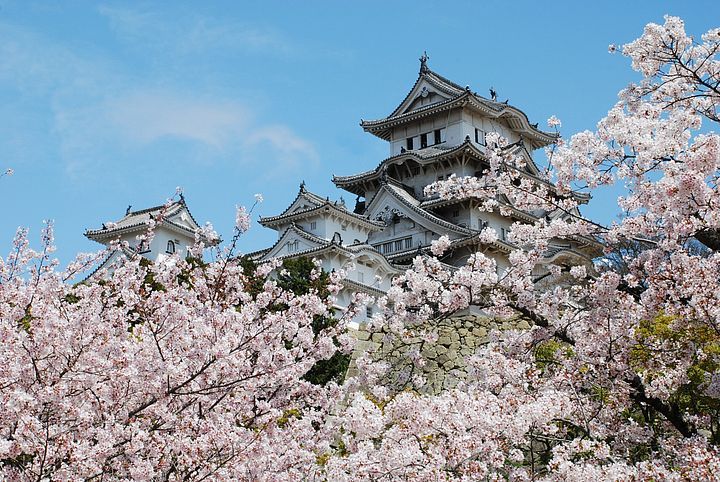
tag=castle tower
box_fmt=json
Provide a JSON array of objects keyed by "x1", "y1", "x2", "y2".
[{"x1": 333, "y1": 55, "x2": 600, "y2": 272}]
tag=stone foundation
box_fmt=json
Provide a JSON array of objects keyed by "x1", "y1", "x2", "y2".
[{"x1": 348, "y1": 314, "x2": 531, "y2": 394}]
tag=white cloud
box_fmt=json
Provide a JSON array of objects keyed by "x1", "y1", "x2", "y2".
[{"x1": 0, "y1": 20, "x2": 317, "y2": 178}]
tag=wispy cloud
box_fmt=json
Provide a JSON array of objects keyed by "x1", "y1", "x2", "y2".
[
  {"x1": 0, "y1": 19, "x2": 317, "y2": 179},
  {"x1": 97, "y1": 4, "x2": 292, "y2": 56}
]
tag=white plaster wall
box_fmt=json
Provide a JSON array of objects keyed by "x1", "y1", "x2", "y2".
[{"x1": 120, "y1": 228, "x2": 195, "y2": 261}]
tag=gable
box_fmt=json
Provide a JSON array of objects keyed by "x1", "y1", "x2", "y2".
[
  {"x1": 394, "y1": 79, "x2": 453, "y2": 117},
  {"x1": 167, "y1": 207, "x2": 200, "y2": 230},
  {"x1": 280, "y1": 193, "x2": 325, "y2": 218},
  {"x1": 364, "y1": 186, "x2": 469, "y2": 239},
  {"x1": 261, "y1": 226, "x2": 327, "y2": 261}
]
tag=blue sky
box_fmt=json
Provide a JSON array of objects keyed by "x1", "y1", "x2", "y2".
[{"x1": 1, "y1": 1, "x2": 718, "y2": 264}]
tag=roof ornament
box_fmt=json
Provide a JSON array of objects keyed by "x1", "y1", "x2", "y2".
[
  {"x1": 126, "y1": 205, "x2": 132, "y2": 215},
  {"x1": 419, "y1": 51, "x2": 430, "y2": 74},
  {"x1": 300, "y1": 180, "x2": 306, "y2": 192},
  {"x1": 489, "y1": 87, "x2": 497, "y2": 101},
  {"x1": 380, "y1": 166, "x2": 388, "y2": 184}
]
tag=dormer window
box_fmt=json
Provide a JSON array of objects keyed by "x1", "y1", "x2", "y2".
[
  {"x1": 288, "y1": 240, "x2": 299, "y2": 253},
  {"x1": 166, "y1": 240, "x2": 176, "y2": 254}
]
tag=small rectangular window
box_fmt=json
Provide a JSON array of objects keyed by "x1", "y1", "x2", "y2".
[
  {"x1": 394, "y1": 240, "x2": 402, "y2": 251},
  {"x1": 475, "y1": 129, "x2": 486, "y2": 146},
  {"x1": 434, "y1": 129, "x2": 441, "y2": 145},
  {"x1": 452, "y1": 209, "x2": 459, "y2": 217},
  {"x1": 404, "y1": 238, "x2": 413, "y2": 249},
  {"x1": 501, "y1": 228, "x2": 506, "y2": 240},
  {"x1": 420, "y1": 133, "x2": 428, "y2": 149},
  {"x1": 406, "y1": 137, "x2": 414, "y2": 150},
  {"x1": 310, "y1": 221, "x2": 317, "y2": 230},
  {"x1": 366, "y1": 306, "x2": 373, "y2": 318},
  {"x1": 383, "y1": 242, "x2": 392, "y2": 254}
]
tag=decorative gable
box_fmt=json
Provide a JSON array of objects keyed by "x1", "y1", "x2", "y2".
[
  {"x1": 395, "y1": 79, "x2": 453, "y2": 116},
  {"x1": 364, "y1": 184, "x2": 472, "y2": 241},
  {"x1": 260, "y1": 224, "x2": 328, "y2": 261}
]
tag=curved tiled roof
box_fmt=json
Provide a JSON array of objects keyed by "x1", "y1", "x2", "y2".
[
  {"x1": 259, "y1": 199, "x2": 385, "y2": 230},
  {"x1": 333, "y1": 140, "x2": 481, "y2": 188},
  {"x1": 85, "y1": 197, "x2": 211, "y2": 243}
]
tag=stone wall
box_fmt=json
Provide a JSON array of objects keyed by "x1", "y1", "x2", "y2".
[{"x1": 349, "y1": 314, "x2": 531, "y2": 395}]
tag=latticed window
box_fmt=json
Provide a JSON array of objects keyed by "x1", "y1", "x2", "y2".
[{"x1": 166, "y1": 240, "x2": 175, "y2": 254}]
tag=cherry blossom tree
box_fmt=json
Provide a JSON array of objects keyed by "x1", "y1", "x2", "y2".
[{"x1": 0, "y1": 211, "x2": 358, "y2": 480}]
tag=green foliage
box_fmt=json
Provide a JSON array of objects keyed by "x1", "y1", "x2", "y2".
[
  {"x1": 239, "y1": 256, "x2": 351, "y2": 386},
  {"x1": 631, "y1": 313, "x2": 720, "y2": 444},
  {"x1": 533, "y1": 339, "x2": 573, "y2": 371}
]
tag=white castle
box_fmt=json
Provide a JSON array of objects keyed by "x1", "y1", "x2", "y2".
[{"x1": 86, "y1": 56, "x2": 599, "y2": 323}]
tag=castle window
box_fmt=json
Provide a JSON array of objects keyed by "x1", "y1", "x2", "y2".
[
  {"x1": 501, "y1": 228, "x2": 507, "y2": 241},
  {"x1": 137, "y1": 240, "x2": 150, "y2": 254},
  {"x1": 434, "y1": 129, "x2": 442, "y2": 145},
  {"x1": 366, "y1": 306, "x2": 373, "y2": 318},
  {"x1": 452, "y1": 209, "x2": 459, "y2": 217},
  {"x1": 420, "y1": 133, "x2": 428, "y2": 149},
  {"x1": 310, "y1": 221, "x2": 317, "y2": 230},
  {"x1": 166, "y1": 240, "x2": 176, "y2": 254},
  {"x1": 288, "y1": 240, "x2": 299, "y2": 253},
  {"x1": 394, "y1": 240, "x2": 403, "y2": 251},
  {"x1": 382, "y1": 242, "x2": 392, "y2": 254},
  {"x1": 406, "y1": 137, "x2": 414, "y2": 150},
  {"x1": 404, "y1": 238, "x2": 413, "y2": 249},
  {"x1": 475, "y1": 128, "x2": 486, "y2": 146}
]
